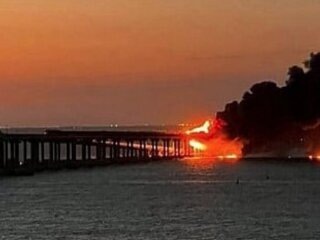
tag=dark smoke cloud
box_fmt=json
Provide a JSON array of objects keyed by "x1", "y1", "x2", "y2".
[{"x1": 217, "y1": 52, "x2": 320, "y2": 156}]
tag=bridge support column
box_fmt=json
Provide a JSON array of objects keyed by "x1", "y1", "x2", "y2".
[
  {"x1": 102, "y1": 140, "x2": 106, "y2": 160},
  {"x1": 155, "y1": 140, "x2": 159, "y2": 158},
  {"x1": 23, "y1": 140, "x2": 27, "y2": 165},
  {"x1": 177, "y1": 140, "x2": 181, "y2": 157},
  {"x1": 151, "y1": 139, "x2": 155, "y2": 158},
  {"x1": 30, "y1": 141, "x2": 39, "y2": 169},
  {"x1": 71, "y1": 142, "x2": 76, "y2": 161},
  {"x1": 49, "y1": 141, "x2": 54, "y2": 163},
  {"x1": 130, "y1": 140, "x2": 134, "y2": 158},
  {"x1": 164, "y1": 139, "x2": 169, "y2": 158},
  {"x1": 82, "y1": 143, "x2": 86, "y2": 161},
  {"x1": 66, "y1": 142, "x2": 71, "y2": 161},
  {"x1": 96, "y1": 140, "x2": 102, "y2": 161},
  {"x1": 0, "y1": 139, "x2": 4, "y2": 169},
  {"x1": 14, "y1": 141, "x2": 19, "y2": 167},
  {"x1": 40, "y1": 142, "x2": 45, "y2": 165},
  {"x1": 2, "y1": 140, "x2": 7, "y2": 168}
]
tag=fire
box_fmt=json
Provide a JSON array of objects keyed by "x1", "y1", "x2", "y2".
[
  {"x1": 185, "y1": 119, "x2": 243, "y2": 159},
  {"x1": 189, "y1": 139, "x2": 207, "y2": 151},
  {"x1": 186, "y1": 120, "x2": 211, "y2": 135},
  {"x1": 308, "y1": 155, "x2": 320, "y2": 161}
]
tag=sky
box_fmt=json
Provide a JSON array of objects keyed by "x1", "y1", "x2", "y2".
[{"x1": 0, "y1": 0, "x2": 319, "y2": 126}]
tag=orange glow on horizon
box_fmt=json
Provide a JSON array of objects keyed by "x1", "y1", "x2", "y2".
[{"x1": 0, "y1": 1, "x2": 319, "y2": 126}]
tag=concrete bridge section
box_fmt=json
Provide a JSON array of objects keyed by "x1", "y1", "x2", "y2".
[{"x1": 0, "y1": 130, "x2": 193, "y2": 176}]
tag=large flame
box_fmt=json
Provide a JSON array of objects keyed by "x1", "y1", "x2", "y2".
[
  {"x1": 185, "y1": 118, "x2": 243, "y2": 159},
  {"x1": 189, "y1": 139, "x2": 207, "y2": 151},
  {"x1": 186, "y1": 120, "x2": 211, "y2": 135}
]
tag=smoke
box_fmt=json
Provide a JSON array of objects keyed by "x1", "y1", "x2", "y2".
[{"x1": 216, "y1": 52, "x2": 320, "y2": 156}]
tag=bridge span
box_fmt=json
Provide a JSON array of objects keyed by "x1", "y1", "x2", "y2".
[{"x1": 0, "y1": 130, "x2": 193, "y2": 175}]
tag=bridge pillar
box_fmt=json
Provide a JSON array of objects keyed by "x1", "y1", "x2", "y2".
[
  {"x1": 140, "y1": 140, "x2": 144, "y2": 158},
  {"x1": 30, "y1": 141, "x2": 39, "y2": 168},
  {"x1": 164, "y1": 139, "x2": 169, "y2": 157},
  {"x1": 82, "y1": 143, "x2": 86, "y2": 161},
  {"x1": 57, "y1": 142, "x2": 61, "y2": 162},
  {"x1": 102, "y1": 140, "x2": 106, "y2": 160},
  {"x1": 3, "y1": 140, "x2": 7, "y2": 167},
  {"x1": 88, "y1": 143, "x2": 92, "y2": 160},
  {"x1": 151, "y1": 139, "x2": 156, "y2": 157},
  {"x1": 40, "y1": 142, "x2": 45, "y2": 165},
  {"x1": 23, "y1": 140, "x2": 27, "y2": 165},
  {"x1": 15, "y1": 141, "x2": 20, "y2": 167},
  {"x1": 143, "y1": 140, "x2": 146, "y2": 158},
  {"x1": 110, "y1": 140, "x2": 115, "y2": 159},
  {"x1": 66, "y1": 142, "x2": 71, "y2": 161},
  {"x1": 177, "y1": 139, "x2": 181, "y2": 157},
  {"x1": 49, "y1": 141, "x2": 54, "y2": 163},
  {"x1": 155, "y1": 140, "x2": 159, "y2": 157},
  {"x1": 96, "y1": 140, "x2": 102, "y2": 161},
  {"x1": 54, "y1": 142, "x2": 59, "y2": 162},
  {"x1": 111, "y1": 139, "x2": 120, "y2": 159},
  {"x1": 0, "y1": 139, "x2": 4, "y2": 169},
  {"x1": 130, "y1": 140, "x2": 134, "y2": 158}
]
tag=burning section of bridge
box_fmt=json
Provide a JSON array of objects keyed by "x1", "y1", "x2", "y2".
[{"x1": 185, "y1": 119, "x2": 243, "y2": 159}]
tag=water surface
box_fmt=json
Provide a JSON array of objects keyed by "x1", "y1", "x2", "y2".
[{"x1": 0, "y1": 158, "x2": 319, "y2": 239}]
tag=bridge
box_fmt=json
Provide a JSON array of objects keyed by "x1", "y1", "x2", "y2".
[{"x1": 0, "y1": 130, "x2": 193, "y2": 175}]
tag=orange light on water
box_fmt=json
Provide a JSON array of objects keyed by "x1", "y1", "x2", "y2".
[
  {"x1": 183, "y1": 157, "x2": 217, "y2": 169},
  {"x1": 217, "y1": 154, "x2": 238, "y2": 159},
  {"x1": 226, "y1": 154, "x2": 238, "y2": 159}
]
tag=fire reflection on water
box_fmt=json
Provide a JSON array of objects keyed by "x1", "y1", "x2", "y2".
[{"x1": 182, "y1": 157, "x2": 238, "y2": 170}]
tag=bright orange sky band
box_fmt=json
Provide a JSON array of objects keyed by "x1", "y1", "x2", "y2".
[{"x1": 0, "y1": 0, "x2": 319, "y2": 126}]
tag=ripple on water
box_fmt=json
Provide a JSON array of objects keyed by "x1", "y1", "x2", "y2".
[{"x1": 0, "y1": 159, "x2": 320, "y2": 239}]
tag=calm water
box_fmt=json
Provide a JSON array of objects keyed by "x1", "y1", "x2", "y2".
[{"x1": 0, "y1": 158, "x2": 320, "y2": 239}]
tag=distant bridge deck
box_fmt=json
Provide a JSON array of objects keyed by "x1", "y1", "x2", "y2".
[{"x1": 0, "y1": 130, "x2": 193, "y2": 176}]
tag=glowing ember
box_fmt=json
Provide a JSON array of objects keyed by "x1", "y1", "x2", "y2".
[
  {"x1": 186, "y1": 120, "x2": 211, "y2": 135},
  {"x1": 189, "y1": 139, "x2": 207, "y2": 151}
]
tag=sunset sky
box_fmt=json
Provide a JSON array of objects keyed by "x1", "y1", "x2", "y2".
[{"x1": 0, "y1": 0, "x2": 319, "y2": 126}]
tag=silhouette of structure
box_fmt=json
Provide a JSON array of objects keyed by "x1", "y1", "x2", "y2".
[{"x1": 0, "y1": 130, "x2": 192, "y2": 176}]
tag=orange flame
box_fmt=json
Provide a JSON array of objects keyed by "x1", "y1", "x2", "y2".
[
  {"x1": 185, "y1": 119, "x2": 243, "y2": 159},
  {"x1": 186, "y1": 120, "x2": 211, "y2": 135},
  {"x1": 189, "y1": 139, "x2": 207, "y2": 151}
]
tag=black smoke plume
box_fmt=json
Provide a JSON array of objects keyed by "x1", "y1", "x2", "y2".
[{"x1": 216, "y1": 52, "x2": 320, "y2": 156}]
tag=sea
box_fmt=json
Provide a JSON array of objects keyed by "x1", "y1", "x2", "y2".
[{"x1": 0, "y1": 127, "x2": 320, "y2": 239}]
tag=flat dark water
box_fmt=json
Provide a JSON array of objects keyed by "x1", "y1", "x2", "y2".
[{"x1": 0, "y1": 158, "x2": 320, "y2": 239}]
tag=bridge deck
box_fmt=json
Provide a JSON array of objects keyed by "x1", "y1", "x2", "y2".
[{"x1": 0, "y1": 130, "x2": 193, "y2": 176}]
